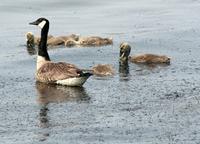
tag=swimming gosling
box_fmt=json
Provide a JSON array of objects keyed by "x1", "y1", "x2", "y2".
[
  {"x1": 119, "y1": 42, "x2": 170, "y2": 64},
  {"x1": 26, "y1": 32, "x2": 53, "y2": 47},
  {"x1": 65, "y1": 36, "x2": 113, "y2": 47},
  {"x1": 48, "y1": 34, "x2": 80, "y2": 47},
  {"x1": 26, "y1": 32, "x2": 79, "y2": 47},
  {"x1": 29, "y1": 18, "x2": 92, "y2": 86},
  {"x1": 79, "y1": 36, "x2": 113, "y2": 46},
  {"x1": 92, "y1": 64, "x2": 114, "y2": 76}
]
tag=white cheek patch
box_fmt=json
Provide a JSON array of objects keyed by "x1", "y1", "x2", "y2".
[
  {"x1": 38, "y1": 20, "x2": 46, "y2": 29},
  {"x1": 37, "y1": 55, "x2": 47, "y2": 70}
]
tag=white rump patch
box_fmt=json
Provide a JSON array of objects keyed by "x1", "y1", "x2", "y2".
[
  {"x1": 56, "y1": 77, "x2": 90, "y2": 86},
  {"x1": 38, "y1": 20, "x2": 46, "y2": 29}
]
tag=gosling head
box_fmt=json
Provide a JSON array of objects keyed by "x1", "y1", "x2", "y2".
[
  {"x1": 104, "y1": 37, "x2": 113, "y2": 45},
  {"x1": 29, "y1": 17, "x2": 49, "y2": 29},
  {"x1": 119, "y1": 42, "x2": 131, "y2": 63},
  {"x1": 70, "y1": 34, "x2": 80, "y2": 41},
  {"x1": 158, "y1": 55, "x2": 171, "y2": 64},
  {"x1": 26, "y1": 32, "x2": 35, "y2": 48}
]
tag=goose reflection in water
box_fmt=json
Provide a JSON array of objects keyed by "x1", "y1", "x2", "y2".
[
  {"x1": 36, "y1": 82, "x2": 90, "y2": 105},
  {"x1": 35, "y1": 82, "x2": 90, "y2": 141}
]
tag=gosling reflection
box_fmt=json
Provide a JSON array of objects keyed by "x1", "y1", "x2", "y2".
[
  {"x1": 39, "y1": 105, "x2": 49, "y2": 128},
  {"x1": 119, "y1": 61, "x2": 130, "y2": 79},
  {"x1": 36, "y1": 82, "x2": 90, "y2": 105},
  {"x1": 26, "y1": 46, "x2": 36, "y2": 55},
  {"x1": 133, "y1": 63, "x2": 170, "y2": 76},
  {"x1": 37, "y1": 104, "x2": 50, "y2": 142}
]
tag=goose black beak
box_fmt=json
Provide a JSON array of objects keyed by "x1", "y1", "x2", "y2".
[{"x1": 29, "y1": 21, "x2": 38, "y2": 25}]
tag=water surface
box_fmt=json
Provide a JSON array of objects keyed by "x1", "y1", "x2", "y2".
[{"x1": 1, "y1": 0, "x2": 200, "y2": 143}]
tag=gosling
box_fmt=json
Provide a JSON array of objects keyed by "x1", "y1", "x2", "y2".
[
  {"x1": 26, "y1": 32, "x2": 79, "y2": 47},
  {"x1": 92, "y1": 64, "x2": 114, "y2": 76},
  {"x1": 119, "y1": 42, "x2": 170, "y2": 64},
  {"x1": 65, "y1": 36, "x2": 113, "y2": 47}
]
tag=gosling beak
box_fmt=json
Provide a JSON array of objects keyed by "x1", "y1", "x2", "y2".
[
  {"x1": 120, "y1": 52, "x2": 129, "y2": 62},
  {"x1": 120, "y1": 52, "x2": 125, "y2": 60},
  {"x1": 167, "y1": 58, "x2": 171, "y2": 64}
]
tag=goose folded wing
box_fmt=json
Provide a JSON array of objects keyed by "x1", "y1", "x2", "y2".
[{"x1": 36, "y1": 62, "x2": 82, "y2": 83}]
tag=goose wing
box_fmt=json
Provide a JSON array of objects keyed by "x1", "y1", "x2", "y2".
[{"x1": 36, "y1": 62, "x2": 82, "y2": 83}]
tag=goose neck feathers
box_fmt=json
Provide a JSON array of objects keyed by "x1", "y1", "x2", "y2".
[{"x1": 38, "y1": 20, "x2": 50, "y2": 61}]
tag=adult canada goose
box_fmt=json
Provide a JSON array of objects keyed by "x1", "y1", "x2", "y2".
[
  {"x1": 29, "y1": 18, "x2": 92, "y2": 86},
  {"x1": 119, "y1": 42, "x2": 171, "y2": 64},
  {"x1": 64, "y1": 36, "x2": 113, "y2": 47}
]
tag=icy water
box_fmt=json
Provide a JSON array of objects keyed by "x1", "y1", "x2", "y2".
[{"x1": 1, "y1": 0, "x2": 200, "y2": 143}]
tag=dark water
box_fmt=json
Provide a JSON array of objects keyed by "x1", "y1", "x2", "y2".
[{"x1": 1, "y1": 0, "x2": 200, "y2": 143}]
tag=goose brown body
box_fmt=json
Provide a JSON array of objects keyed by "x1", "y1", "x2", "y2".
[{"x1": 36, "y1": 61, "x2": 86, "y2": 83}]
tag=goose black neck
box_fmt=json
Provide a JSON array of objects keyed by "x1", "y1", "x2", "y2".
[{"x1": 38, "y1": 22, "x2": 50, "y2": 61}]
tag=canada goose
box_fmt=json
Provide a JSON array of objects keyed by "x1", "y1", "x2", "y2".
[
  {"x1": 29, "y1": 18, "x2": 92, "y2": 86},
  {"x1": 64, "y1": 36, "x2": 113, "y2": 47},
  {"x1": 119, "y1": 42, "x2": 171, "y2": 64}
]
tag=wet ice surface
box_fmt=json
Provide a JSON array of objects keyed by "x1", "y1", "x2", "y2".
[{"x1": 1, "y1": 0, "x2": 200, "y2": 143}]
